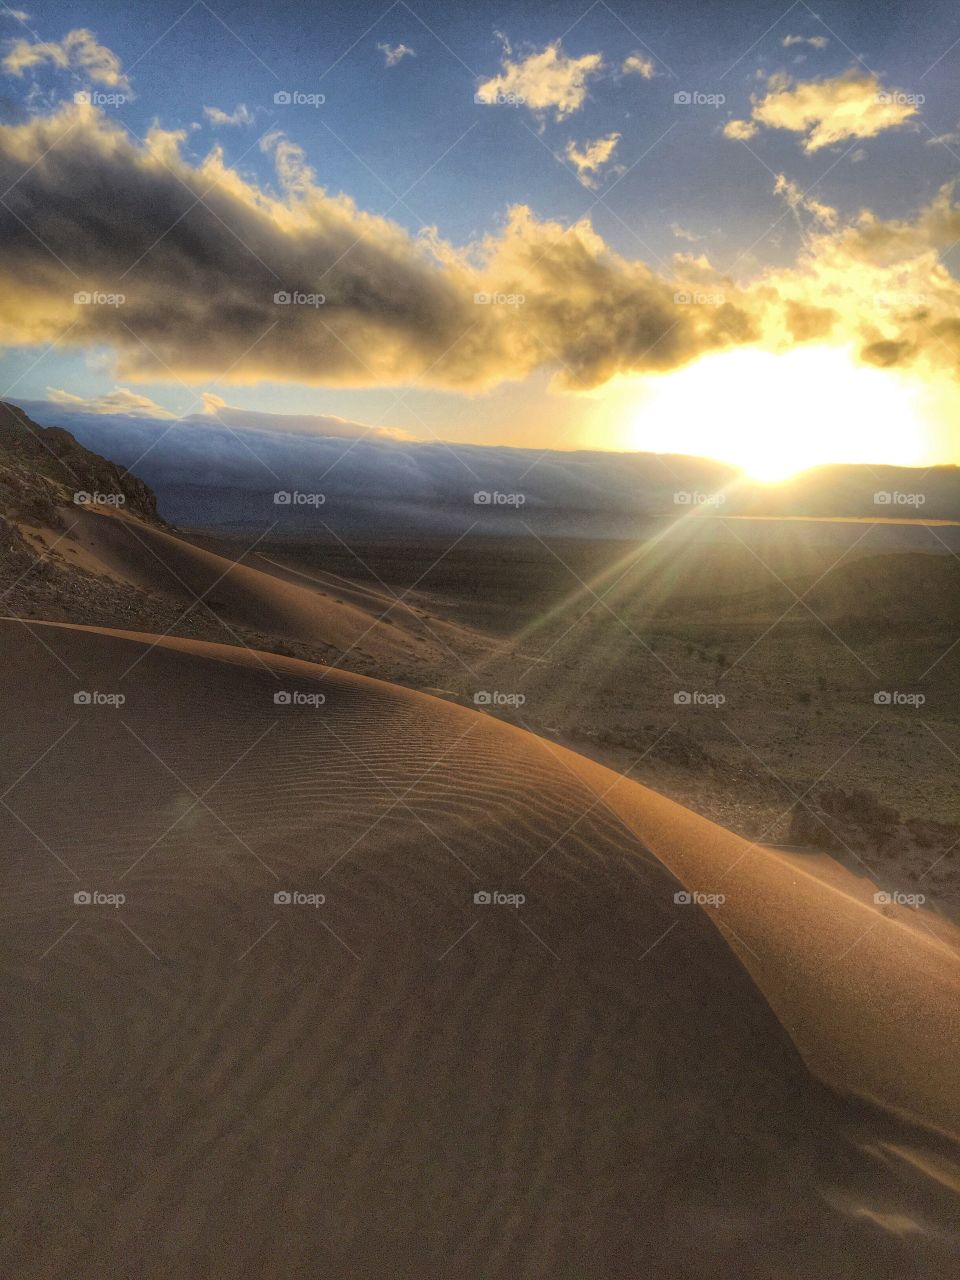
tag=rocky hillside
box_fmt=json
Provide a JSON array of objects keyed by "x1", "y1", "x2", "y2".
[{"x1": 0, "y1": 401, "x2": 161, "y2": 529}]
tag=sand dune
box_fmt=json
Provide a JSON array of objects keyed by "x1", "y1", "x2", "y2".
[
  {"x1": 3, "y1": 620, "x2": 959, "y2": 1278},
  {"x1": 47, "y1": 506, "x2": 476, "y2": 667}
]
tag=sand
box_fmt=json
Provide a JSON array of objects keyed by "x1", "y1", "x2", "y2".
[{"x1": 2, "y1": 618, "x2": 959, "y2": 1278}]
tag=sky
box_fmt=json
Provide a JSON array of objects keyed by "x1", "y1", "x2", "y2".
[{"x1": 1, "y1": 0, "x2": 960, "y2": 475}]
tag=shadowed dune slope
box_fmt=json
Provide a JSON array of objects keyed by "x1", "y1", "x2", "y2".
[{"x1": 2, "y1": 620, "x2": 959, "y2": 1279}]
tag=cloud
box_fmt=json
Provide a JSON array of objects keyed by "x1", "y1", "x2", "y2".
[
  {"x1": 782, "y1": 35, "x2": 828, "y2": 49},
  {"x1": 377, "y1": 42, "x2": 415, "y2": 67},
  {"x1": 773, "y1": 174, "x2": 838, "y2": 227},
  {"x1": 723, "y1": 119, "x2": 759, "y2": 141},
  {"x1": 739, "y1": 71, "x2": 919, "y2": 152},
  {"x1": 46, "y1": 386, "x2": 175, "y2": 418},
  {"x1": 0, "y1": 103, "x2": 759, "y2": 393},
  {"x1": 2, "y1": 9, "x2": 31, "y2": 22},
  {"x1": 8, "y1": 100, "x2": 960, "y2": 400},
  {"x1": 926, "y1": 126, "x2": 960, "y2": 147},
  {"x1": 475, "y1": 42, "x2": 603, "y2": 118},
  {"x1": 2, "y1": 27, "x2": 130, "y2": 90},
  {"x1": 564, "y1": 132, "x2": 621, "y2": 187},
  {"x1": 747, "y1": 179, "x2": 960, "y2": 376},
  {"x1": 622, "y1": 52, "x2": 655, "y2": 79},
  {"x1": 18, "y1": 396, "x2": 742, "y2": 523},
  {"x1": 203, "y1": 103, "x2": 253, "y2": 127},
  {"x1": 194, "y1": 396, "x2": 412, "y2": 440},
  {"x1": 670, "y1": 223, "x2": 703, "y2": 243}
]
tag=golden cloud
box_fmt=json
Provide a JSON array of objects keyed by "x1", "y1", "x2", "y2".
[
  {"x1": 564, "y1": 132, "x2": 621, "y2": 187},
  {"x1": 747, "y1": 70, "x2": 920, "y2": 152},
  {"x1": 3, "y1": 27, "x2": 130, "y2": 91},
  {"x1": 475, "y1": 42, "x2": 603, "y2": 118}
]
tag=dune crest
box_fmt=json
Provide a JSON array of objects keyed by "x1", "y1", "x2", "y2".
[{"x1": 3, "y1": 619, "x2": 959, "y2": 1278}]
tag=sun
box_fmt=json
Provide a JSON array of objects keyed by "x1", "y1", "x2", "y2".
[{"x1": 613, "y1": 345, "x2": 938, "y2": 481}]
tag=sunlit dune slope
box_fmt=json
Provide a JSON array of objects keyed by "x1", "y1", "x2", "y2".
[
  {"x1": 46, "y1": 505, "x2": 473, "y2": 664},
  {"x1": 2, "y1": 620, "x2": 959, "y2": 1279}
]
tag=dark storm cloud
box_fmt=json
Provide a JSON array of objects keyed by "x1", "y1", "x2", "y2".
[{"x1": 0, "y1": 104, "x2": 756, "y2": 391}]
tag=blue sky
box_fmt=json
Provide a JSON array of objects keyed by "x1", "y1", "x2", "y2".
[{"x1": 2, "y1": 0, "x2": 960, "y2": 466}]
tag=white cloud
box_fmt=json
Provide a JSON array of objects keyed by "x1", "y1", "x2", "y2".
[
  {"x1": 2, "y1": 27, "x2": 130, "y2": 90},
  {"x1": 565, "y1": 132, "x2": 621, "y2": 187},
  {"x1": 203, "y1": 103, "x2": 253, "y2": 127},
  {"x1": 670, "y1": 223, "x2": 703, "y2": 243},
  {"x1": 377, "y1": 42, "x2": 415, "y2": 67},
  {"x1": 476, "y1": 42, "x2": 603, "y2": 119},
  {"x1": 622, "y1": 52, "x2": 655, "y2": 79},
  {"x1": 926, "y1": 126, "x2": 960, "y2": 147},
  {"x1": 46, "y1": 386, "x2": 175, "y2": 418},
  {"x1": 782, "y1": 35, "x2": 829, "y2": 49}
]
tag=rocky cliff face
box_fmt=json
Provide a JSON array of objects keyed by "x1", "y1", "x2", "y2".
[{"x1": 0, "y1": 401, "x2": 161, "y2": 527}]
